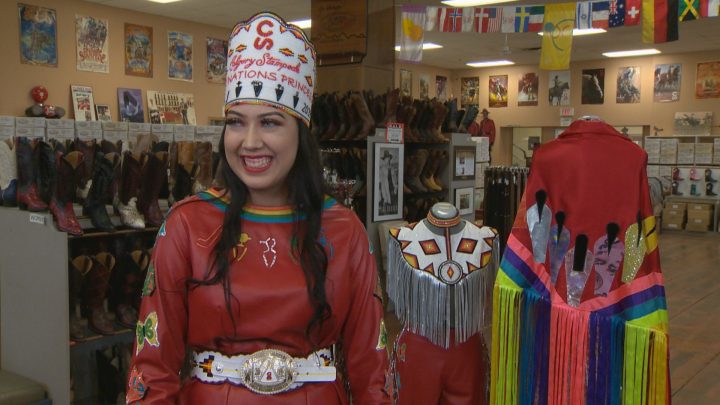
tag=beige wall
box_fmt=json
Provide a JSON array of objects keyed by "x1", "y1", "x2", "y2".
[{"x1": 0, "y1": 0, "x2": 229, "y2": 123}]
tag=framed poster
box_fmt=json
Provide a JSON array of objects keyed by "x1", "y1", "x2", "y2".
[
  {"x1": 147, "y1": 90, "x2": 197, "y2": 125},
  {"x1": 419, "y1": 74, "x2": 430, "y2": 100},
  {"x1": 117, "y1": 88, "x2": 144, "y2": 123},
  {"x1": 125, "y1": 23, "x2": 153, "y2": 77},
  {"x1": 207, "y1": 37, "x2": 228, "y2": 84},
  {"x1": 454, "y1": 187, "x2": 474, "y2": 216},
  {"x1": 95, "y1": 104, "x2": 112, "y2": 122},
  {"x1": 695, "y1": 61, "x2": 720, "y2": 99},
  {"x1": 71, "y1": 85, "x2": 96, "y2": 122},
  {"x1": 654, "y1": 63, "x2": 681, "y2": 102},
  {"x1": 75, "y1": 15, "x2": 109, "y2": 73},
  {"x1": 674, "y1": 112, "x2": 713, "y2": 136},
  {"x1": 436, "y1": 75, "x2": 448, "y2": 101},
  {"x1": 549, "y1": 71, "x2": 571, "y2": 106},
  {"x1": 18, "y1": 4, "x2": 57, "y2": 67},
  {"x1": 617, "y1": 66, "x2": 640, "y2": 103},
  {"x1": 400, "y1": 69, "x2": 412, "y2": 98},
  {"x1": 373, "y1": 143, "x2": 404, "y2": 222},
  {"x1": 461, "y1": 77, "x2": 479, "y2": 107},
  {"x1": 489, "y1": 75, "x2": 508, "y2": 108},
  {"x1": 168, "y1": 31, "x2": 193, "y2": 81},
  {"x1": 453, "y1": 146, "x2": 476, "y2": 180},
  {"x1": 518, "y1": 72, "x2": 539, "y2": 106},
  {"x1": 582, "y1": 68, "x2": 605, "y2": 104}
]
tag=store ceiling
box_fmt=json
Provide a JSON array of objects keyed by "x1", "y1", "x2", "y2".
[{"x1": 87, "y1": 0, "x2": 720, "y2": 70}]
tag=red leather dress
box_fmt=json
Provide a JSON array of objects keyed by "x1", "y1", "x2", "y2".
[{"x1": 127, "y1": 188, "x2": 390, "y2": 404}]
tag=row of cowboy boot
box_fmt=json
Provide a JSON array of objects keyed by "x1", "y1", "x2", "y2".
[
  {"x1": 0, "y1": 139, "x2": 17, "y2": 206},
  {"x1": 15, "y1": 137, "x2": 48, "y2": 211},
  {"x1": 404, "y1": 149, "x2": 448, "y2": 193},
  {"x1": 312, "y1": 91, "x2": 377, "y2": 141},
  {"x1": 70, "y1": 253, "x2": 116, "y2": 337},
  {"x1": 110, "y1": 249, "x2": 151, "y2": 329},
  {"x1": 167, "y1": 140, "x2": 215, "y2": 205}
]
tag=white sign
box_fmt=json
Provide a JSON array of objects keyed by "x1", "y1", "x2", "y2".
[{"x1": 385, "y1": 122, "x2": 404, "y2": 143}]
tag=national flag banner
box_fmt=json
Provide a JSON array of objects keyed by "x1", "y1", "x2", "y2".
[
  {"x1": 515, "y1": 6, "x2": 532, "y2": 32},
  {"x1": 484, "y1": 7, "x2": 503, "y2": 32},
  {"x1": 461, "y1": 7, "x2": 476, "y2": 32},
  {"x1": 626, "y1": 0, "x2": 643, "y2": 23},
  {"x1": 577, "y1": 1, "x2": 593, "y2": 28},
  {"x1": 700, "y1": 0, "x2": 720, "y2": 16},
  {"x1": 441, "y1": 7, "x2": 464, "y2": 32},
  {"x1": 643, "y1": 0, "x2": 679, "y2": 43},
  {"x1": 501, "y1": 6, "x2": 517, "y2": 32},
  {"x1": 528, "y1": 6, "x2": 546, "y2": 32},
  {"x1": 609, "y1": 0, "x2": 627, "y2": 26},
  {"x1": 540, "y1": 2, "x2": 576, "y2": 70},
  {"x1": 472, "y1": 7, "x2": 484, "y2": 31},
  {"x1": 679, "y1": 0, "x2": 700, "y2": 20},
  {"x1": 425, "y1": 6, "x2": 441, "y2": 31},
  {"x1": 592, "y1": 1, "x2": 611, "y2": 28},
  {"x1": 399, "y1": 4, "x2": 427, "y2": 63}
]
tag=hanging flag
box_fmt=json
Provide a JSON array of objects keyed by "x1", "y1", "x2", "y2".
[
  {"x1": 609, "y1": 0, "x2": 627, "y2": 27},
  {"x1": 425, "y1": 6, "x2": 440, "y2": 31},
  {"x1": 515, "y1": 6, "x2": 531, "y2": 32},
  {"x1": 472, "y1": 7, "x2": 484, "y2": 32},
  {"x1": 483, "y1": 7, "x2": 503, "y2": 33},
  {"x1": 592, "y1": 1, "x2": 611, "y2": 27},
  {"x1": 626, "y1": 0, "x2": 643, "y2": 23},
  {"x1": 679, "y1": 0, "x2": 700, "y2": 20},
  {"x1": 461, "y1": 7, "x2": 475, "y2": 32},
  {"x1": 642, "y1": 0, "x2": 679, "y2": 43},
  {"x1": 577, "y1": 1, "x2": 593, "y2": 28},
  {"x1": 502, "y1": 6, "x2": 517, "y2": 32},
  {"x1": 700, "y1": 0, "x2": 720, "y2": 16},
  {"x1": 399, "y1": 4, "x2": 427, "y2": 63},
  {"x1": 528, "y1": 6, "x2": 546, "y2": 32},
  {"x1": 540, "y1": 2, "x2": 576, "y2": 70},
  {"x1": 441, "y1": 7, "x2": 464, "y2": 32}
]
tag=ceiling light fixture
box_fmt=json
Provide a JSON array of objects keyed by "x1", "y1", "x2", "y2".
[
  {"x1": 603, "y1": 49, "x2": 661, "y2": 57},
  {"x1": 466, "y1": 59, "x2": 515, "y2": 68},
  {"x1": 442, "y1": 0, "x2": 518, "y2": 6},
  {"x1": 538, "y1": 28, "x2": 607, "y2": 36},
  {"x1": 147, "y1": 0, "x2": 183, "y2": 4},
  {"x1": 289, "y1": 19, "x2": 312, "y2": 29},
  {"x1": 394, "y1": 42, "x2": 444, "y2": 51}
]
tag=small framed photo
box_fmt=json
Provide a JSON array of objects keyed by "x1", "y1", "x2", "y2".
[
  {"x1": 455, "y1": 187, "x2": 474, "y2": 216},
  {"x1": 373, "y1": 143, "x2": 404, "y2": 222},
  {"x1": 400, "y1": 69, "x2": 412, "y2": 98},
  {"x1": 95, "y1": 104, "x2": 112, "y2": 122},
  {"x1": 453, "y1": 146, "x2": 476, "y2": 180},
  {"x1": 71, "y1": 85, "x2": 96, "y2": 121}
]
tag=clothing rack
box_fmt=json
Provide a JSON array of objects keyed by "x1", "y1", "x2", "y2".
[{"x1": 483, "y1": 166, "x2": 529, "y2": 252}]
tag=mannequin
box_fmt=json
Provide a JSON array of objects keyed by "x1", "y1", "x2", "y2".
[{"x1": 387, "y1": 202, "x2": 498, "y2": 405}]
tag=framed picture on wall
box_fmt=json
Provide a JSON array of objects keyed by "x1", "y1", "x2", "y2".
[
  {"x1": 75, "y1": 15, "x2": 109, "y2": 73},
  {"x1": 95, "y1": 104, "x2": 112, "y2": 122},
  {"x1": 518, "y1": 72, "x2": 538, "y2": 106},
  {"x1": 454, "y1": 187, "x2": 474, "y2": 216},
  {"x1": 206, "y1": 37, "x2": 228, "y2": 83},
  {"x1": 117, "y1": 88, "x2": 145, "y2": 122},
  {"x1": 653, "y1": 63, "x2": 681, "y2": 102},
  {"x1": 488, "y1": 75, "x2": 508, "y2": 108},
  {"x1": 400, "y1": 69, "x2": 412, "y2": 98},
  {"x1": 453, "y1": 146, "x2": 476, "y2": 181},
  {"x1": 168, "y1": 31, "x2": 193, "y2": 81},
  {"x1": 461, "y1": 77, "x2": 479, "y2": 108},
  {"x1": 436, "y1": 75, "x2": 448, "y2": 101},
  {"x1": 373, "y1": 143, "x2": 404, "y2": 222},
  {"x1": 147, "y1": 90, "x2": 197, "y2": 125},
  {"x1": 549, "y1": 70, "x2": 571, "y2": 106},
  {"x1": 71, "y1": 85, "x2": 96, "y2": 122},
  {"x1": 695, "y1": 61, "x2": 720, "y2": 99},
  {"x1": 124, "y1": 23, "x2": 153, "y2": 77},
  {"x1": 581, "y1": 68, "x2": 605, "y2": 104},
  {"x1": 18, "y1": 4, "x2": 58, "y2": 67},
  {"x1": 419, "y1": 74, "x2": 430, "y2": 99},
  {"x1": 617, "y1": 66, "x2": 640, "y2": 103}
]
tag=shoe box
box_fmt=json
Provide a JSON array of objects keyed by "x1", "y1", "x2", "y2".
[
  {"x1": 662, "y1": 202, "x2": 686, "y2": 230},
  {"x1": 685, "y1": 203, "x2": 714, "y2": 232}
]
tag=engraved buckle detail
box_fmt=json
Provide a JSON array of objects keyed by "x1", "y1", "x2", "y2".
[{"x1": 241, "y1": 349, "x2": 297, "y2": 395}]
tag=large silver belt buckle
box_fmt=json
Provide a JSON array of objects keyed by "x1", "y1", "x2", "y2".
[{"x1": 241, "y1": 349, "x2": 297, "y2": 395}]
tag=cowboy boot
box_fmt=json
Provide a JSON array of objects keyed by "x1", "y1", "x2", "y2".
[
  {"x1": 101, "y1": 139, "x2": 122, "y2": 155},
  {"x1": 111, "y1": 250, "x2": 149, "y2": 328},
  {"x1": 402, "y1": 104, "x2": 418, "y2": 142},
  {"x1": 671, "y1": 181, "x2": 681, "y2": 195},
  {"x1": 333, "y1": 93, "x2": 349, "y2": 140},
  {"x1": 421, "y1": 150, "x2": 443, "y2": 192},
  {"x1": 72, "y1": 139, "x2": 96, "y2": 202},
  {"x1": 137, "y1": 151, "x2": 168, "y2": 227},
  {"x1": 154, "y1": 141, "x2": 170, "y2": 199},
  {"x1": 14, "y1": 138, "x2": 48, "y2": 211},
  {"x1": 84, "y1": 253, "x2": 115, "y2": 335},
  {"x1": 431, "y1": 101, "x2": 449, "y2": 142},
  {"x1": 707, "y1": 183, "x2": 717, "y2": 196},
  {"x1": 173, "y1": 141, "x2": 195, "y2": 201},
  {"x1": 672, "y1": 167, "x2": 683, "y2": 181},
  {"x1": 212, "y1": 152, "x2": 226, "y2": 189},
  {"x1": 117, "y1": 151, "x2": 145, "y2": 229},
  {"x1": 459, "y1": 105, "x2": 480, "y2": 133},
  {"x1": 49, "y1": 150, "x2": 84, "y2": 236},
  {"x1": 132, "y1": 133, "x2": 158, "y2": 158},
  {"x1": 705, "y1": 169, "x2": 717, "y2": 183},
  {"x1": 83, "y1": 152, "x2": 116, "y2": 232},
  {"x1": 407, "y1": 150, "x2": 429, "y2": 193},
  {"x1": 321, "y1": 93, "x2": 340, "y2": 140},
  {"x1": 444, "y1": 99, "x2": 459, "y2": 133},
  {"x1": 689, "y1": 168, "x2": 701, "y2": 181},
  {"x1": 192, "y1": 141, "x2": 213, "y2": 193},
  {"x1": 690, "y1": 183, "x2": 701, "y2": 196},
  {"x1": 310, "y1": 93, "x2": 329, "y2": 139},
  {"x1": 352, "y1": 92, "x2": 375, "y2": 140},
  {"x1": 33, "y1": 140, "x2": 56, "y2": 206},
  {"x1": 70, "y1": 255, "x2": 92, "y2": 340},
  {"x1": 382, "y1": 88, "x2": 400, "y2": 126},
  {"x1": 433, "y1": 150, "x2": 449, "y2": 190},
  {"x1": 0, "y1": 139, "x2": 17, "y2": 206}
]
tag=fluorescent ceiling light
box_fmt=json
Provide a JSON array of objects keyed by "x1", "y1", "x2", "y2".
[
  {"x1": 538, "y1": 28, "x2": 607, "y2": 36},
  {"x1": 289, "y1": 19, "x2": 312, "y2": 29},
  {"x1": 466, "y1": 59, "x2": 514, "y2": 67},
  {"x1": 603, "y1": 49, "x2": 661, "y2": 57},
  {"x1": 442, "y1": 0, "x2": 517, "y2": 6},
  {"x1": 148, "y1": 0, "x2": 182, "y2": 3},
  {"x1": 395, "y1": 42, "x2": 444, "y2": 51}
]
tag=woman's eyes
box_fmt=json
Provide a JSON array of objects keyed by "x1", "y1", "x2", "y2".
[
  {"x1": 225, "y1": 118, "x2": 281, "y2": 128},
  {"x1": 225, "y1": 117, "x2": 243, "y2": 127},
  {"x1": 260, "y1": 118, "x2": 280, "y2": 128}
]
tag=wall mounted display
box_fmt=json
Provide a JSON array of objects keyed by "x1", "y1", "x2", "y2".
[
  {"x1": 654, "y1": 63, "x2": 681, "y2": 102},
  {"x1": 581, "y1": 68, "x2": 605, "y2": 104},
  {"x1": 695, "y1": 61, "x2": 720, "y2": 99},
  {"x1": 18, "y1": 4, "x2": 57, "y2": 67},
  {"x1": 453, "y1": 146, "x2": 476, "y2": 180},
  {"x1": 518, "y1": 72, "x2": 539, "y2": 106},
  {"x1": 548, "y1": 70, "x2": 571, "y2": 106},
  {"x1": 400, "y1": 69, "x2": 412, "y2": 98},
  {"x1": 147, "y1": 90, "x2": 197, "y2": 125},
  {"x1": 436, "y1": 75, "x2": 448, "y2": 101},
  {"x1": 75, "y1": 15, "x2": 109, "y2": 73},
  {"x1": 71, "y1": 85, "x2": 96, "y2": 122},
  {"x1": 373, "y1": 143, "x2": 404, "y2": 222},
  {"x1": 488, "y1": 75, "x2": 508, "y2": 108},
  {"x1": 168, "y1": 31, "x2": 193, "y2": 81},
  {"x1": 206, "y1": 37, "x2": 228, "y2": 84},
  {"x1": 124, "y1": 23, "x2": 153, "y2": 77},
  {"x1": 674, "y1": 112, "x2": 713, "y2": 136},
  {"x1": 616, "y1": 66, "x2": 641, "y2": 103},
  {"x1": 95, "y1": 104, "x2": 112, "y2": 122},
  {"x1": 419, "y1": 74, "x2": 430, "y2": 100},
  {"x1": 454, "y1": 187, "x2": 474, "y2": 216},
  {"x1": 117, "y1": 88, "x2": 145, "y2": 123},
  {"x1": 461, "y1": 77, "x2": 480, "y2": 108}
]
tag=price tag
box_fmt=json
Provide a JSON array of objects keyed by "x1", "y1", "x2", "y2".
[
  {"x1": 29, "y1": 213, "x2": 46, "y2": 225},
  {"x1": 385, "y1": 122, "x2": 404, "y2": 143}
]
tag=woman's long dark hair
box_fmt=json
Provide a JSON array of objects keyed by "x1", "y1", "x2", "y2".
[{"x1": 188, "y1": 119, "x2": 331, "y2": 343}]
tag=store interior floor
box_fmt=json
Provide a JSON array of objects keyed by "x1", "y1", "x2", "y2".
[{"x1": 384, "y1": 230, "x2": 720, "y2": 402}]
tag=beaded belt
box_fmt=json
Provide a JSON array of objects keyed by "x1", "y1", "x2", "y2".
[{"x1": 191, "y1": 348, "x2": 336, "y2": 395}]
